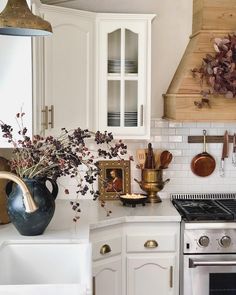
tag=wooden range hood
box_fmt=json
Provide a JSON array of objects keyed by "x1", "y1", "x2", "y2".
[{"x1": 164, "y1": 0, "x2": 236, "y2": 121}]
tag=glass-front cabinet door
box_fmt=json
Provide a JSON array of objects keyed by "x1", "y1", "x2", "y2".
[{"x1": 97, "y1": 15, "x2": 155, "y2": 139}]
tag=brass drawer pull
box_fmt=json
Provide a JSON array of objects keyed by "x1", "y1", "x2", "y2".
[
  {"x1": 144, "y1": 240, "x2": 158, "y2": 248},
  {"x1": 41, "y1": 105, "x2": 49, "y2": 129},
  {"x1": 48, "y1": 105, "x2": 54, "y2": 128},
  {"x1": 100, "y1": 244, "x2": 111, "y2": 255}
]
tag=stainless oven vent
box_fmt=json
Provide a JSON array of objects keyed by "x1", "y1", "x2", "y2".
[{"x1": 170, "y1": 193, "x2": 236, "y2": 200}]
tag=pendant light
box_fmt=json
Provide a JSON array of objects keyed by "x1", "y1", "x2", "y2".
[{"x1": 0, "y1": 0, "x2": 52, "y2": 36}]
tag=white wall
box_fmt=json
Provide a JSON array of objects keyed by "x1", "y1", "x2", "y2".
[
  {"x1": 52, "y1": 0, "x2": 193, "y2": 118},
  {"x1": 0, "y1": 0, "x2": 32, "y2": 147}
]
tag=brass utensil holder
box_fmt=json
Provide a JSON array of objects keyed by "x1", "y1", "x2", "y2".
[{"x1": 134, "y1": 169, "x2": 170, "y2": 203}]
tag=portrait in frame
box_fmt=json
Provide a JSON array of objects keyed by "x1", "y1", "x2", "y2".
[{"x1": 98, "y1": 160, "x2": 131, "y2": 200}]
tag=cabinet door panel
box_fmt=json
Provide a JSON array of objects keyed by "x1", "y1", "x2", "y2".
[
  {"x1": 127, "y1": 254, "x2": 176, "y2": 295},
  {"x1": 97, "y1": 18, "x2": 153, "y2": 139},
  {"x1": 34, "y1": 6, "x2": 95, "y2": 136},
  {"x1": 93, "y1": 256, "x2": 122, "y2": 295}
]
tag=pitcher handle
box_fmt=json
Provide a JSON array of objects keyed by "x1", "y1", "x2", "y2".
[
  {"x1": 45, "y1": 178, "x2": 58, "y2": 200},
  {"x1": 5, "y1": 180, "x2": 14, "y2": 196}
]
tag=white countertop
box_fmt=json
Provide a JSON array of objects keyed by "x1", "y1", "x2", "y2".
[
  {"x1": 0, "y1": 199, "x2": 180, "y2": 243},
  {"x1": 0, "y1": 199, "x2": 180, "y2": 294}
]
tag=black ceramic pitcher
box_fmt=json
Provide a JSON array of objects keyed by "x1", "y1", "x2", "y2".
[{"x1": 6, "y1": 178, "x2": 58, "y2": 236}]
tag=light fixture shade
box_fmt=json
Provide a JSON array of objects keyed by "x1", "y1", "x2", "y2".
[{"x1": 0, "y1": 0, "x2": 52, "y2": 36}]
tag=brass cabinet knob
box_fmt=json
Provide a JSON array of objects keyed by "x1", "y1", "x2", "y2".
[
  {"x1": 100, "y1": 244, "x2": 111, "y2": 255},
  {"x1": 144, "y1": 240, "x2": 158, "y2": 248}
]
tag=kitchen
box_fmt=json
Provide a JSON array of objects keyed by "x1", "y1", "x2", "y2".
[{"x1": 0, "y1": 0, "x2": 236, "y2": 294}]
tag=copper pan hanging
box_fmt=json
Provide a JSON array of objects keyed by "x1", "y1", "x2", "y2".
[{"x1": 191, "y1": 130, "x2": 216, "y2": 177}]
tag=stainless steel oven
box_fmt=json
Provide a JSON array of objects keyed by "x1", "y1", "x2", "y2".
[
  {"x1": 181, "y1": 222, "x2": 236, "y2": 295},
  {"x1": 184, "y1": 254, "x2": 236, "y2": 295},
  {"x1": 171, "y1": 193, "x2": 236, "y2": 295}
]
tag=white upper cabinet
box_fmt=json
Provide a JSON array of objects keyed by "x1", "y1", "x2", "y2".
[
  {"x1": 33, "y1": 5, "x2": 95, "y2": 136},
  {"x1": 33, "y1": 4, "x2": 155, "y2": 139},
  {"x1": 96, "y1": 15, "x2": 155, "y2": 139},
  {"x1": 0, "y1": 0, "x2": 32, "y2": 147}
]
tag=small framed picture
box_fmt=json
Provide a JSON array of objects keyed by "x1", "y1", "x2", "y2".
[{"x1": 98, "y1": 160, "x2": 131, "y2": 200}]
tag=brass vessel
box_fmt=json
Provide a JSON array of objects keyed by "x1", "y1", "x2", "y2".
[{"x1": 135, "y1": 169, "x2": 170, "y2": 203}]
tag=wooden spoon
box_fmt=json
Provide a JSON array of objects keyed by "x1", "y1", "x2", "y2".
[
  {"x1": 159, "y1": 150, "x2": 173, "y2": 169},
  {"x1": 154, "y1": 150, "x2": 162, "y2": 169}
]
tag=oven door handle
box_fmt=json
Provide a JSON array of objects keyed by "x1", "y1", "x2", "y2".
[{"x1": 189, "y1": 258, "x2": 236, "y2": 268}]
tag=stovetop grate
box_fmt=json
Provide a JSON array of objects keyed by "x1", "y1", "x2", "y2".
[
  {"x1": 172, "y1": 199, "x2": 234, "y2": 221},
  {"x1": 216, "y1": 199, "x2": 236, "y2": 218},
  {"x1": 171, "y1": 193, "x2": 236, "y2": 200}
]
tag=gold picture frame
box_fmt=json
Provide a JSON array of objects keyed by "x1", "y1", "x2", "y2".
[{"x1": 98, "y1": 160, "x2": 131, "y2": 200}]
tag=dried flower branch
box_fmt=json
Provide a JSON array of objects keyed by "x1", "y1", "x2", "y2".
[
  {"x1": 0, "y1": 112, "x2": 131, "y2": 221},
  {"x1": 192, "y1": 33, "x2": 236, "y2": 99}
]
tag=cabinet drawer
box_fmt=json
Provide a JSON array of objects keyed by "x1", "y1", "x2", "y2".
[
  {"x1": 126, "y1": 233, "x2": 176, "y2": 253},
  {"x1": 92, "y1": 237, "x2": 122, "y2": 261}
]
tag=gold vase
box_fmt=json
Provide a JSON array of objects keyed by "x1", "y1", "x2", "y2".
[{"x1": 134, "y1": 169, "x2": 170, "y2": 203}]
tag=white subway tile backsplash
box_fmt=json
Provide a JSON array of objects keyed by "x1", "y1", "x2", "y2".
[
  {"x1": 154, "y1": 135, "x2": 168, "y2": 142},
  {"x1": 58, "y1": 119, "x2": 236, "y2": 199},
  {"x1": 211, "y1": 122, "x2": 225, "y2": 128},
  {"x1": 196, "y1": 122, "x2": 211, "y2": 128},
  {"x1": 169, "y1": 136, "x2": 182, "y2": 142},
  {"x1": 152, "y1": 142, "x2": 162, "y2": 149},
  {"x1": 161, "y1": 128, "x2": 176, "y2": 135},
  {"x1": 150, "y1": 136, "x2": 155, "y2": 142},
  {"x1": 207, "y1": 128, "x2": 218, "y2": 135},
  {"x1": 175, "y1": 128, "x2": 190, "y2": 135},
  {"x1": 182, "y1": 136, "x2": 189, "y2": 143},
  {"x1": 175, "y1": 142, "x2": 189, "y2": 149},
  {"x1": 151, "y1": 128, "x2": 162, "y2": 135},
  {"x1": 182, "y1": 122, "x2": 197, "y2": 127},
  {"x1": 151, "y1": 120, "x2": 155, "y2": 128},
  {"x1": 169, "y1": 122, "x2": 183, "y2": 128},
  {"x1": 154, "y1": 119, "x2": 169, "y2": 128},
  {"x1": 168, "y1": 149, "x2": 182, "y2": 156},
  {"x1": 169, "y1": 164, "x2": 185, "y2": 171},
  {"x1": 165, "y1": 143, "x2": 176, "y2": 149},
  {"x1": 173, "y1": 157, "x2": 189, "y2": 164},
  {"x1": 190, "y1": 128, "x2": 202, "y2": 135}
]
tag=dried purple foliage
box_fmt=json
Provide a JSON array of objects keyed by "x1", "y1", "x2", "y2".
[
  {"x1": 192, "y1": 33, "x2": 236, "y2": 98},
  {"x1": 0, "y1": 112, "x2": 130, "y2": 220}
]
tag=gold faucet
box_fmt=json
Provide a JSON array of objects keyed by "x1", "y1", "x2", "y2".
[{"x1": 0, "y1": 171, "x2": 38, "y2": 213}]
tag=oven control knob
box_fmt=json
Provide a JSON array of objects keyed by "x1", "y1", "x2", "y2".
[
  {"x1": 198, "y1": 236, "x2": 210, "y2": 247},
  {"x1": 220, "y1": 236, "x2": 231, "y2": 248}
]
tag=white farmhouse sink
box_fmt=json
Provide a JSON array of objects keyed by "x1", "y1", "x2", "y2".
[{"x1": 0, "y1": 241, "x2": 92, "y2": 295}]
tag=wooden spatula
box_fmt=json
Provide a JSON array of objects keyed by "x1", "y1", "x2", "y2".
[{"x1": 136, "y1": 149, "x2": 146, "y2": 169}]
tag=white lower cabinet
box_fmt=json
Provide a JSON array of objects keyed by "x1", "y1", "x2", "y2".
[
  {"x1": 91, "y1": 222, "x2": 179, "y2": 295},
  {"x1": 93, "y1": 256, "x2": 122, "y2": 295},
  {"x1": 127, "y1": 254, "x2": 176, "y2": 295}
]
